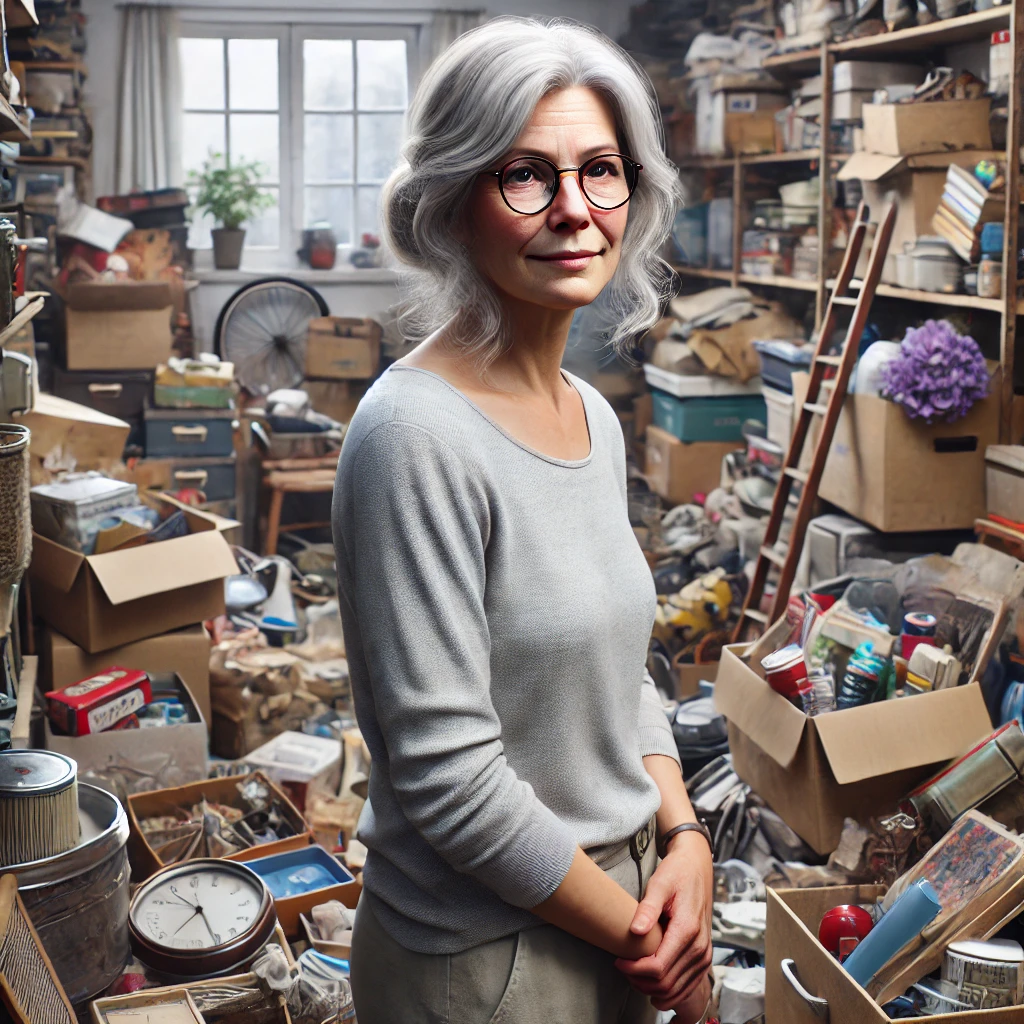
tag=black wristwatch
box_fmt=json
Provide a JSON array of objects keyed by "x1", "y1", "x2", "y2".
[{"x1": 657, "y1": 819, "x2": 714, "y2": 859}]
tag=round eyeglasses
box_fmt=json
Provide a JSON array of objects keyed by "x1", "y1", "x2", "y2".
[{"x1": 486, "y1": 153, "x2": 643, "y2": 215}]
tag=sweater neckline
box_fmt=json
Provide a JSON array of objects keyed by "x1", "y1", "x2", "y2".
[{"x1": 387, "y1": 364, "x2": 596, "y2": 469}]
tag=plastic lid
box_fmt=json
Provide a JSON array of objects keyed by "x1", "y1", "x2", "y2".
[
  {"x1": 761, "y1": 644, "x2": 805, "y2": 673},
  {"x1": 0, "y1": 750, "x2": 77, "y2": 797}
]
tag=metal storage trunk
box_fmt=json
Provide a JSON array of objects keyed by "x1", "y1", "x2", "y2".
[
  {"x1": 144, "y1": 404, "x2": 236, "y2": 458},
  {"x1": 166, "y1": 455, "x2": 237, "y2": 501},
  {"x1": 651, "y1": 389, "x2": 766, "y2": 443},
  {"x1": 53, "y1": 368, "x2": 152, "y2": 451}
]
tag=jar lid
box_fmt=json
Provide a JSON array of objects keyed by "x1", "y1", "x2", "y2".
[
  {"x1": 761, "y1": 644, "x2": 805, "y2": 673},
  {"x1": 0, "y1": 750, "x2": 77, "y2": 797}
]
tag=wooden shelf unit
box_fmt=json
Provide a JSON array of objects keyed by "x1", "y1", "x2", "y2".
[{"x1": 677, "y1": 2, "x2": 1024, "y2": 440}]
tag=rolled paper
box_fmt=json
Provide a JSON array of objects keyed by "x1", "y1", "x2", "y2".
[{"x1": 842, "y1": 878, "x2": 941, "y2": 987}]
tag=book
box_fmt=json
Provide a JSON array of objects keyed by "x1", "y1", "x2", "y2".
[
  {"x1": 947, "y1": 163, "x2": 990, "y2": 206},
  {"x1": 932, "y1": 205, "x2": 979, "y2": 262},
  {"x1": 868, "y1": 811, "x2": 1024, "y2": 1005}
]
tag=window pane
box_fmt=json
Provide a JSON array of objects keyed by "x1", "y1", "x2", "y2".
[
  {"x1": 306, "y1": 186, "x2": 353, "y2": 246},
  {"x1": 180, "y1": 38, "x2": 224, "y2": 110},
  {"x1": 304, "y1": 39, "x2": 353, "y2": 111},
  {"x1": 357, "y1": 113, "x2": 403, "y2": 182},
  {"x1": 229, "y1": 113, "x2": 279, "y2": 181},
  {"x1": 356, "y1": 39, "x2": 408, "y2": 110},
  {"x1": 356, "y1": 185, "x2": 382, "y2": 242},
  {"x1": 305, "y1": 113, "x2": 353, "y2": 183},
  {"x1": 228, "y1": 38, "x2": 279, "y2": 111},
  {"x1": 186, "y1": 185, "x2": 214, "y2": 249},
  {"x1": 246, "y1": 187, "x2": 279, "y2": 246},
  {"x1": 182, "y1": 113, "x2": 225, "y2": 178}
]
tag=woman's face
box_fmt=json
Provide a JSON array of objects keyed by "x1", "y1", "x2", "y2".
[{"x1": 464, "y1": 86, "x2": 631, "y2": 314}]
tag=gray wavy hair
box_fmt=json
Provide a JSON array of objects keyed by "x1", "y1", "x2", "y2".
[{"x1": 381, "y1": 17, "x2": 681, "y2": 360}]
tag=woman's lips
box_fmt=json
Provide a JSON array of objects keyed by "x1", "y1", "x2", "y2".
[{"x1": 528, "y1": 251, "x2": 600, "y2": 270}]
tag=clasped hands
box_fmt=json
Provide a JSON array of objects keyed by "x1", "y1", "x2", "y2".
[{"x1": 615, "y1": 831, "x2": 714, "y2": 1020}]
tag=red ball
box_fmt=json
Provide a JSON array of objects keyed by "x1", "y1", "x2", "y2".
[{"x1": 818, "y1": 904, "x2": 874, "y2": 959}]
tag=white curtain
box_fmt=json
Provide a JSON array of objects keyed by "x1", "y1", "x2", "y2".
[
  {"x1": 115, "y1": 5, "x2": 182, "y2": 194},
  {"x1": 424, "y1": 10, "x2": 487, "y2": 70}
]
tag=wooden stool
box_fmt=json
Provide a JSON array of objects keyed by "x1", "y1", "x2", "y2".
[{"x1": 261, "y1": 454, "x2": 339, "y2": 554}]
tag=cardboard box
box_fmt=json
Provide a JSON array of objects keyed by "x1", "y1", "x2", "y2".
[
  {"x1": 29, "y1": 496, "x2": 238, "y2": 653},
  {"x1": 645, "y1": 426, "x2": 736, "y2": 506},
  {"x1": 819, "y1": 380, "x2": 999, "y2": 532},
  {"x1": 765, "y1": 885, "x2": 1024, "y2": 1023},
  {"x1": 673, "y1": 657, "x2": 718, "y2": 700},
  {"x1": 714, "y1": 621, "x2": 994, "y2": 854},
  {"x1": 14, "y1": 394, "x2": 130, "y2": 486},
  {"x1": 41, "y1": 625, "x2": 212, "y2": 728},
  {"x1": 244, "y1": 731, "x2": 341, "y2": 812},
  {"x1": 244, "y1": 845, "x2": 359, "y2": 937},
  {"x1": 305, "y1": 317, "x2": 382, "y2": 379},
  {"x1": 65, "y1": 281, "x2": 174, "y2": 371},
  {"x1": 44, "y1": 672, "x2": 209, "y2": 794},
  {"x1": 301, "y1": 378, "x2": 370, "y2": 425},
  {"x1": 862, "y1": 98, "x2": 991, "y2": 156},
  {"x1": 837, "y1": 150, "x2": 1001, "y2": 284},
  {"x1": 126, "y1": 770, "x2": 313, "y2": 881}
]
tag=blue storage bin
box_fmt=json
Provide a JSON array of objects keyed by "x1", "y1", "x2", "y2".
[
  {"x1": 651, "y1": 389, "x2": 766, "y2": 442},
  {"x1": 144, "y1": 404, "x2": 236, "y2": 457}
]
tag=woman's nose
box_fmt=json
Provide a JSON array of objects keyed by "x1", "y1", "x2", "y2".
[{"x1": 546, "y1": 171, "x2": 591, "y2": 231}]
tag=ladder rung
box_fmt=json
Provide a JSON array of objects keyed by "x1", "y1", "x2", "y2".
[
  {"x1": 743, "y1": 608, "x2": 769, "y2": 624},
  {"x1": 820, "y1": 379, "x2": 837, "y2": 390},
  {"x1": 760, "y1": 545, "x2": 786, "y2": 568},
  {"x1": 784, "y1": 467, "x2": 809, "y2": 484},
  {"x1": 804, "y1": 402, "x2": 829, "y2": 416},
  {"x1": 816, "y1": 354, "x2": 843, "y2": 366},
  {"x1": 833, "y1": 296, "x2": 857, "y2": 307}
]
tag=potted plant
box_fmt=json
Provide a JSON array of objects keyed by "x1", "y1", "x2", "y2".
[{"x1": 189, "y1": 153, "x2": 274, "y2": 270}]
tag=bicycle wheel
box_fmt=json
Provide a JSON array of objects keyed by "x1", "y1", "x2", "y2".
[{"x1": 214, "y1": 277, "x2": 329, "y2": 395}]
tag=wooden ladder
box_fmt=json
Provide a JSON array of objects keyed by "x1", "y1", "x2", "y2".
[{"x1": 732, "y1": 199, "x2": 897, "y2": 642}]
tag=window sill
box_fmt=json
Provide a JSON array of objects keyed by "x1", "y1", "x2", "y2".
[{"x1": 190, "y1": 267, "x2": 400, "y2": 285}]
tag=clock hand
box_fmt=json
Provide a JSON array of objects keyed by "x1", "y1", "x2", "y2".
[
  {"x1": 173, "y1": 909, "x2": 200, "y2": 936},
  {"x1": 199, "y1": 909, "x2": 218, "y2": 945},
  {"x1": 168, "y1": 889, "x2": 198, "y2": 910}
]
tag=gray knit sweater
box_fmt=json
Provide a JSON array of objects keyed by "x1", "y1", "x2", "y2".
[{"x1": 332, "y1": 365, "x2": 680, "y2": 954}]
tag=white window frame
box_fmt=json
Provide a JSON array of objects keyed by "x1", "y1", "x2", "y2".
[{"x1": 179, "y1": 10, "x2": 422, "y2": 271}]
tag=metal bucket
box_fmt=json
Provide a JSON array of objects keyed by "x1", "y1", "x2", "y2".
[{"x1": 6, "y1": 783, "x2": 131, "y2": 1004}]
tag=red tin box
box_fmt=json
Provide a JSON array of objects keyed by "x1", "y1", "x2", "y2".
[{"x1": 45, "y1": 667, "x2": 152, "y2": 736}]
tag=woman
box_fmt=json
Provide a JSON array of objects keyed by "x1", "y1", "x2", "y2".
[{"x1": 332, "y1": 17, "x2": 715, "y2": 1023}]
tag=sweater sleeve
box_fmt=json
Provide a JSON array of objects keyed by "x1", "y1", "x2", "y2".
[
  {"x1": 639, "y1": 670, "x2": 681, "y2": 767},
  {"x1": 344, "y1": 421, "x2": 579, "y2": 908}
]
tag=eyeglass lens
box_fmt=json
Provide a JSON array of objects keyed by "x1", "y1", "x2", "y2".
[{"x1": 499, "y1": 155, "x2": 636, "y2": 214}]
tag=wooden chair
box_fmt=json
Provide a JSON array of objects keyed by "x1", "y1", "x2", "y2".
[{"x1": 261, "y1": 454, "x2": 339, "y2": 554}]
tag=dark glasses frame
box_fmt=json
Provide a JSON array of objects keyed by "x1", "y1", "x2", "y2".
[{"x1": 484, "y1": 153, "x2": 643, "y2": 215}]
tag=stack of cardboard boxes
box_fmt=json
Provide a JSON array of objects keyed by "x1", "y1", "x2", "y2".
[{"x1": 301, "y1": 316, "x2": 383, "y2": 425}]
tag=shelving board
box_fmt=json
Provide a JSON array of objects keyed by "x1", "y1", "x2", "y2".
[
  {"x1": 762, "y1": 48, "x2": 820, "y2": 75},
  {"x1": 679, "y1": 150, "x2": 822, "y2": 169},
  {"x1": 828, "y1": 277, "x2": 1008, "y2": 312},
  {"x1": 738, "y1": 273, "x2": 818, "y2": 291},
  {"x1": 831, "y1": 6, "x2": 1010, "y2": 57},
  {"x1": 673, "y1": 266, "x2": 734, "y2": 282},
  {"x1": 20, "y1": 61, "x2": 86, "y2": 72}
]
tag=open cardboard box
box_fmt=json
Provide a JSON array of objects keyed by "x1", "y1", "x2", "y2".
[
  {"x1": 41, "y1": 625, "x2": 212, "y2": 729},
  {"x1": 673, "y1": 653, "x2": 718, "y2": 700},
  {"x1": 766, "y1": 883, "x2": 1024, "y2": 1022},
  {"x1": 29, "y1": 493, "x2": 239, "y2": 653},
  {"x1": 837, "y1": 150, "x2": 1002, "y2": 285},
  {"x1": 126, "y1": 770, "x2": 313, "y2": 881},
  {"x1": 44, "y1": 672, "x2": 209, "y2": 793},
  {"x1": 819, "y1": 371, "x2": 1000, "y2": 532},
  {"x1": 714, "y1": 619, "x2": 995, "y2": 854},
  {"x1": 861, "y1": 99, "x2": 991, "y2": 157}
]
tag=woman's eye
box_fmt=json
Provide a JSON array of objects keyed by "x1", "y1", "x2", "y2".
[{"x1": 586, "y1": 162, "x2": 617, "y2": 179}]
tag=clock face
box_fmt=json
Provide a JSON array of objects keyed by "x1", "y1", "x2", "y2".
[{"x1": 133, "y1": 865, "x2": 266, "y2": 951}]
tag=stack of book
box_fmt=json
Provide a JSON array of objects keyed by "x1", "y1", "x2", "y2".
[{"x1": 932, "y1": 164, "x2": 1003, "y2": 263}]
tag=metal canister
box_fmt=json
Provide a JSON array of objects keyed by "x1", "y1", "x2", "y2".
[
  {"x1": 0, "y1": 219, "x2": 17, "y2": 329},
  {"x1": 7, "y1": 783, "x2": 131, "y2": 1003},
  {"x1": 978, "y1": 258, "x2": 1003, "y2": 299}
]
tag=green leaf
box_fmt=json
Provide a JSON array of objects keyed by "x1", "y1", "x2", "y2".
[{"x1": 187, "y1": 151, "x2": 275, "y2": 230}]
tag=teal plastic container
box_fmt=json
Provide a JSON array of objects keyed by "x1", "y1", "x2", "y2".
[{"x1": 651, "y1": 389, "x2": 766, "y2": 442}]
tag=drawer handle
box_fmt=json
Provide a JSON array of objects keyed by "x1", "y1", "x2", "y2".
[
  {"x1": 88, "y1": 383, "x2": 123, "y2": 395},
  {"x1": 171, "y1": 425, "x2": 209, "y2": 442},
  {"x1": 174, "y1": 470, "x2": 209, "y2": 484},
  {"x1": 781, "y1": 959, "x2": 829, "y2": 1019}
]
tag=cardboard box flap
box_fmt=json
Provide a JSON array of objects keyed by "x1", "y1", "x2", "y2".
[
  {"x1": 86, "y1": 529, "x2": 239, "y2": 605},
  {"x1": 30, "y1": 533, "x2": 87, "y2": 593},
  {"x1": 714, "y1": 645, "x2": 807, "y2": 769},
  {"x1": 20, "y1": 393, "x2": 130, "y2": 429},
  {"x1": 813, "y1": 683, "x2": 993, "y2": 785},
  {"x1": 67, "y1": 281, "x2": 173, "y2": 312},
  {"x1": 836, "y1": 152, "x2": 906, "y2": 182}
]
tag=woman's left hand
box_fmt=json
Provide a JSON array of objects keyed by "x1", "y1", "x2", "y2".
[{"x1": 614, "y1": 831, "x2": 714, "y2": 1011}]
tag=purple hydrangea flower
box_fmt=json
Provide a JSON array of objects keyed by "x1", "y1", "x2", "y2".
[{"x1": 879, "y1": 319, "x2": 990, "y2": 424}]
